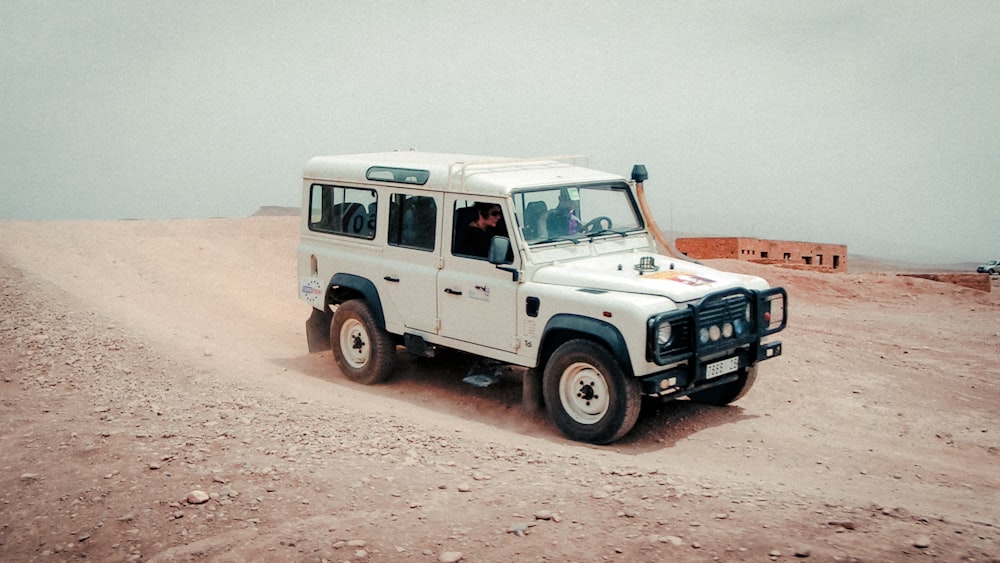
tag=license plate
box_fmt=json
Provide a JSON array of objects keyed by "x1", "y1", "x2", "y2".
[{"x1": 705, "y1": 357, "x2": 739, "y2": 379}]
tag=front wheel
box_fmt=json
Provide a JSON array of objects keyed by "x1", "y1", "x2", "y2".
[
  {"x1": 542, "y1": 339, "x2": 641, "y2": 444},
  {"x1": 330, "y1": 299, "x2": 395, "y2": 384},
  {"x1": 687, "y1": 365, "x2": 758, "y2": 406}
]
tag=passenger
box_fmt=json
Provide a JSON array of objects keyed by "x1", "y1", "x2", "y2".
[{"x1": 455, "y1": 202, "x2": 503, "y2": 258}]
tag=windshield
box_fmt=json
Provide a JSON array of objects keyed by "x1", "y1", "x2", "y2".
[{"x1": 513, "y1": 183, "x2": 644, "y2": 245}]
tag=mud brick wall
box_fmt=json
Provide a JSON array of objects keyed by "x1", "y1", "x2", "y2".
[{"x1": 675, "y1": 237, "x2": 848, "y2": 272}]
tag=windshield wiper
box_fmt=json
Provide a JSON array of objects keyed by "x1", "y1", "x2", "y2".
[
  {"x1": 533, "y1": 235, "x2": 581, "y2": 245},
  {"x1": 587, "y1": 228, "x2": 629, "y2": 240}
]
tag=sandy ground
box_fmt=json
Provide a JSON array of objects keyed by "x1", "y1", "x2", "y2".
[{"x1": 1, "y1": 216, "x2": 998, "y2": 562}]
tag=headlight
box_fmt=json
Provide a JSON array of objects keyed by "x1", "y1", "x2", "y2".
[
  {"x1": 656, "y1": 322, "x2": 673, "y2": 347},
  {"x1": 699, "y1": 327, "x2": 710, "y2": 344},
  {"x1": 709, "y1": 325, "x2": 721, "y2": 342}
]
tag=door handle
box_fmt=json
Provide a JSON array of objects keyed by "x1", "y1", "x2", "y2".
[
  {"x1": 444, "y1": 288, "x2": 462, "y2": 296},
  {"x1": 383, "y1": 276, "x2": 400, "y2": 283}
]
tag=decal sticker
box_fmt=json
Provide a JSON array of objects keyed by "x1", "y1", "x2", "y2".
[
  {"x1": 471, "y1": 284, "x2": 490, "y2": 301},
  {"x1": 301, "y1": 278, "x2": 325, "y2": 306},
  {"x1": 645, "y1": 271, "x2": 716, "y2": 286}
]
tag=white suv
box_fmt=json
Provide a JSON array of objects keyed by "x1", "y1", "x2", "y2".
[{"x1": 298, "y1": 152, "x2": 786, "y2": 444}]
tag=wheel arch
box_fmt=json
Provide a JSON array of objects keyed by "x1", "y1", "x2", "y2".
[
  {"x1": 327, "y1": 273, "x2": 387, "y2": 330},
  {"x1": 538, "y1": 314, "x2": 633, "y2": 376}
]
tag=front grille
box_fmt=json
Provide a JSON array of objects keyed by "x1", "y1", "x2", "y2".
[
  {"x1": 694, "y1": 290, "x2": 755, "y2": 355},
  {"x1": 648, "y1": 286, "x2": 787, "y2": 367}
]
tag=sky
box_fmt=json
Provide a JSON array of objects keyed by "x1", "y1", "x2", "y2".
[{"x1": 1, "y1": 1, "x2": 998, "y2": 263}]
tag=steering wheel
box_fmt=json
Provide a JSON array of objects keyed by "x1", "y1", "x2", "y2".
[{"x1": 582, "y1": 216, "x2": 613, "y2": 234}]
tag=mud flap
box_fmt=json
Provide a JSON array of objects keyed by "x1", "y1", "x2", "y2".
[{"x1": 305, "y1": 307, "x2": 333, "y2": 353}]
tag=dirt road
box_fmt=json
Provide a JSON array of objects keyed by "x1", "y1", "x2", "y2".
[{"x1": 1, "y1": 217, "x2": 998, "y2": 562}]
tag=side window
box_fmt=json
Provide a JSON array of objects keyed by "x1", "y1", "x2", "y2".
[
  {"x1": 388, "y1": 193, "x2": 437, "y2": 251},
  {"x1": 452, "y1": 200, "x2": 509, "y2": 260},
  {"x1": 309, "y1": 185, "x2": 377, "y2": 239}
]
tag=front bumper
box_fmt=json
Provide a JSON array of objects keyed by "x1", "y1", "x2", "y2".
[{"x1": 641, "y1": 287, "x2": 787, "y2": 397}]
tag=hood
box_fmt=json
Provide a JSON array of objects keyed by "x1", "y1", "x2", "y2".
[{"x1": 532, "y1": 253, "x2": 771, "y2": 303}]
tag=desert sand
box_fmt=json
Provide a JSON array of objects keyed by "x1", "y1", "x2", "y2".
[{"x1": 1, "y1": 216, "x2": 998, "y2": 562}]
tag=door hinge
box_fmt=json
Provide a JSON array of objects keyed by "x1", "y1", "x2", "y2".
[{"x1": 434, "y1": 318, "x2": 441, "y2": 332}]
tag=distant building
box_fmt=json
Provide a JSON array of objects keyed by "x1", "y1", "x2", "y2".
[{"x1": 675, "y1": 237, "x2": 848, "y2": 272}]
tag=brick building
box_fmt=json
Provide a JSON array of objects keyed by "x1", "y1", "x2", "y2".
[{"x1": 674, "y1": 237, "x2": 848, "y2": 272}]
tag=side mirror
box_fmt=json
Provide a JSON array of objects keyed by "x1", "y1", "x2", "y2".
[{"x1": 488, "y1": 236, "x2": 513, "y2": 265}]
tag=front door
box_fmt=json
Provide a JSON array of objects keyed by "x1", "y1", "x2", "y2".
[{"x1": 437, "y1": 196, "x2": 519, "y2": 353}]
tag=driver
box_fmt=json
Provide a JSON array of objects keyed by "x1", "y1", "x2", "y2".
[{"x1": 545, "y1": 192, "x2": 580, "y2": 237}]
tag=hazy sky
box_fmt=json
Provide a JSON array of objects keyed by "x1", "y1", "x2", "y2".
[{"x1": 2, "y1": 1, "x2": 998, "y2": 263}]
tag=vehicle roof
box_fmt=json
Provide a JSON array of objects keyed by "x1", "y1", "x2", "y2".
[{"x1": 303, "y1": 152, "x2": 627, "y2": 197}]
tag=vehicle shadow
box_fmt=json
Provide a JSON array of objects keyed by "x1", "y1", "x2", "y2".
[{"x1": 273, "y1": 350, "x2": 757, "y2": 454}]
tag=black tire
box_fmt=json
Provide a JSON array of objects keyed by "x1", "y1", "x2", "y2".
[
  {"x1": 329, "y1": 299, "x2": 395, "y2": 384},
  {"x1": 542, "y1": 339, "x2": 641, "y2": 444},
  {"x1": 687, "y1": 365, "x2": 758, "y2": 406}
]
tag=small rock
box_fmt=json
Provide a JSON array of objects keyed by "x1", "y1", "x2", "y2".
[
  {"x1": 658, "y1": 535, "x2": 683, "y2": 546},
  {"x1": 457, "y1": 484, "x2": 471, "y2": 493},
  {"x1": 534, "y1": 510, "x2": 553, "y2": 521},
  {"x1": 186, "y1": 490, "x2": 210, "y2": 504},
  {"x1": 439, "y1": 551, "x2": 464, "y2": 563},
  {"x1": 794, "y1": 546, "x2": 811, "y2": 558},
  {"x1": 20, "y1": 473, "x2": 40, "y2": 481},
  {"x1": 507, "y1": 522, "x2": 536, "y2": 536},
  {"x1": 913, "y1": 536, "x2": 930, "y2": 549},
  {"x1": 770, "y1": 549, "x2": 782, "y2": 557}
]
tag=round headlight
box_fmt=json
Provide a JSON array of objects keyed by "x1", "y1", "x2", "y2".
[
  {"x1": 745, "y1": 303, "x2": 752, "y2": 322},
  {"x1": 698, "y1": 328, "x2": 710, "y2": 344},
  {"x1": 656, "y1": 323, "x2": 672, "y2": 347},
  {"x1": 709, "y1": 325, "x2": 721, "y2": 342},
  {"x1": 722, "y1": 322, "x2": 734, "y2": 338}
]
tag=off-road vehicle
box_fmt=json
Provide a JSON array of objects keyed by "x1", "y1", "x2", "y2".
[
  {"x1": 298, "y1": 152, "x2": 786, "y2": 444},
  {"x1": 977, "y1": 260, "x2": 999, "y2": 274}
]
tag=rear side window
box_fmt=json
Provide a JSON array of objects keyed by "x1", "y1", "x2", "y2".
[
  {"x1": 309, "y1": 185, "x2": 377, "y2": 239},
  {"x1": 388, "y1": 193, "x2": 437, "y2": 251}
]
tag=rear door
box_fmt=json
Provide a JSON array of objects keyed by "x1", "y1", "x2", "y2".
[{"x1": 379, "y1": 190, "x2": 441, "y2": 333}]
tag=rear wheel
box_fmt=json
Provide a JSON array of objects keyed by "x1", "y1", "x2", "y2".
[
  {"x1": 542, "y1": 339, "x2": 641, "y2": 444},
  {"x1": 688, "y1": 365, "x2": 758, "y2": 406},
  {"x1": 330, "y1": 299, "x2": 395, "y2": 384}
]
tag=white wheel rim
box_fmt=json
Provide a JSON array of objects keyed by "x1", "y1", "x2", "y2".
[
  {"x1": 559, "y1": 362, "x2": 610, "y2": 424},
  {"x1": 340, "y1": 318, "x2": 370, "y2": 369}
]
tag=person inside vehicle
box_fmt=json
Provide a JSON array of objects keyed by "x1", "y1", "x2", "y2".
[
  {"x1": 455, "y1": 202, "x2": 504, "y2": 258},
  {"x1": 545, "y1": 191, "x2": 581, "y2": 237}
]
